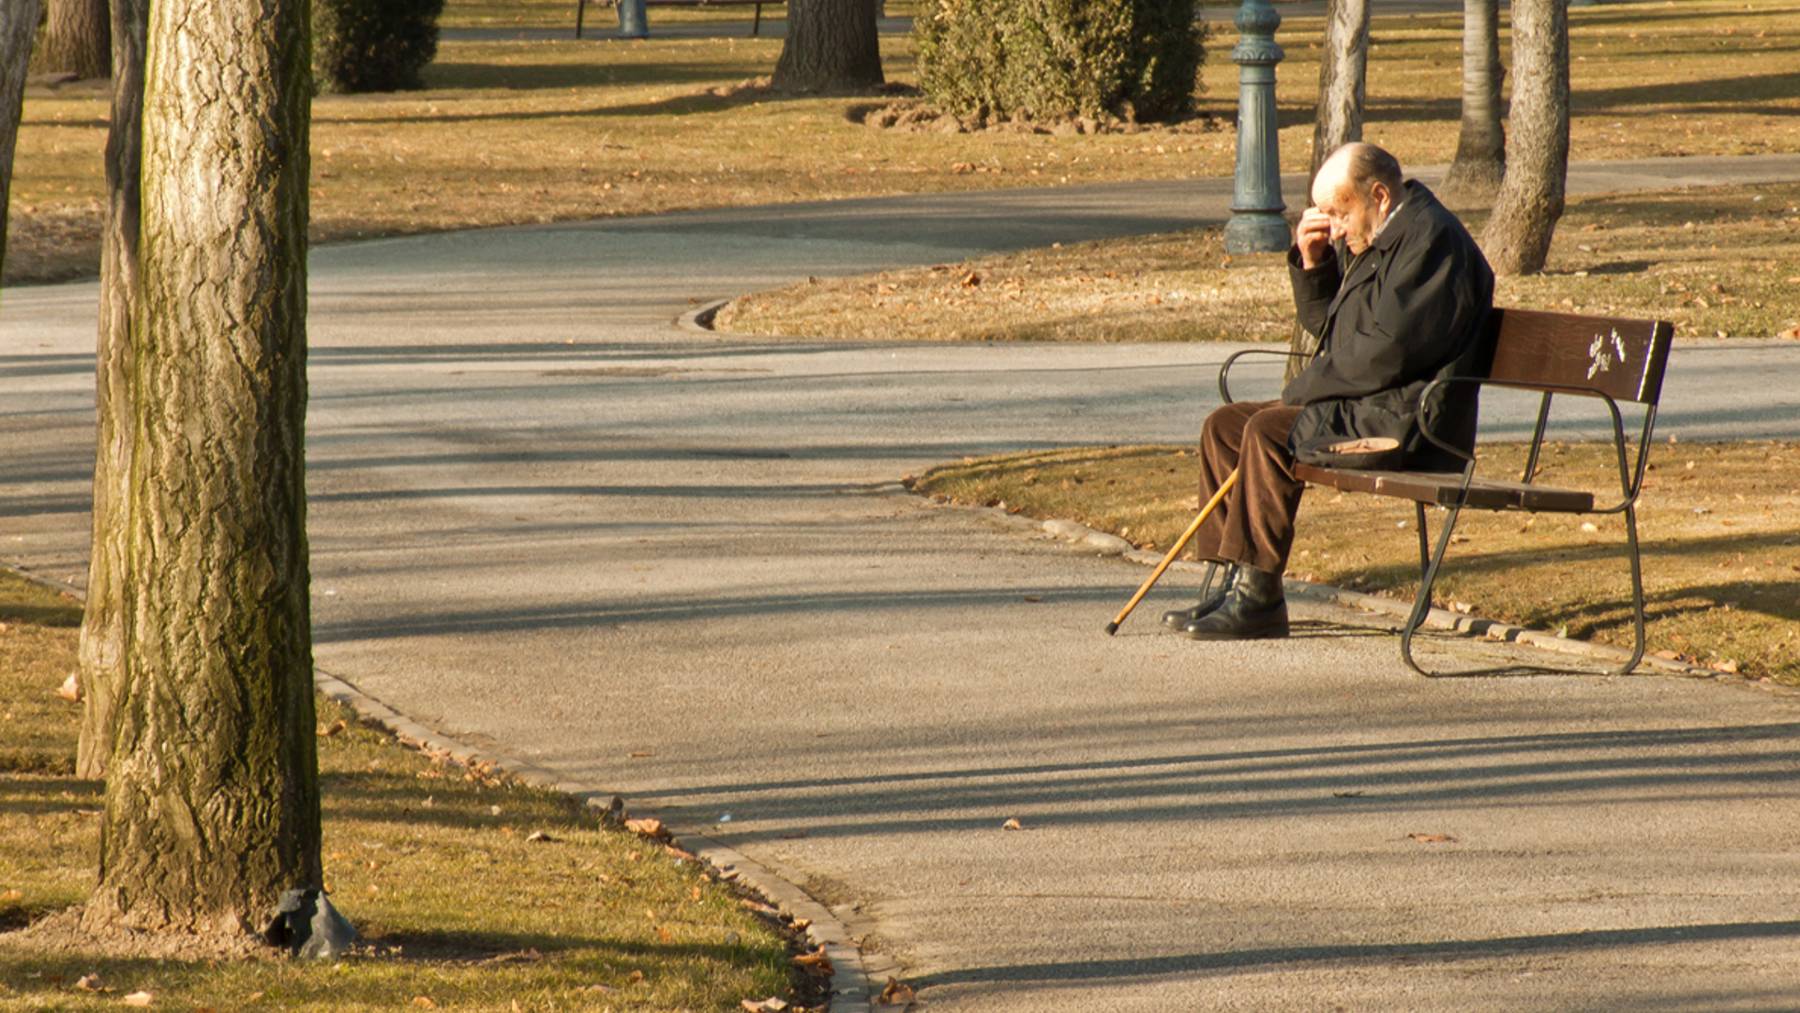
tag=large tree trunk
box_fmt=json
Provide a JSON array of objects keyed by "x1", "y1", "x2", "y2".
[
  {"x1": 76, "y1": 0, "x2": 149, "y2": 780},
  {"x1": 1309, "y1": 0, "x2": 1369, "y2": 177},
  {"x1": 1291, "y1": 0, "x2": 1370, "y2": 381},
  {"x1": 1442, "y1": 0, "x2": 1505, "y2": 201},
  {"x1": 772, "y1": 0, "x2": 883, "y2": 93},
  {"x1": 82, "y1": 0, "x2": 319, "y2": 936},
  {"x1": 1482, "y1": 0, "x2": 1567, "y2": 276},
  {"x1": 36, "y1": 0, "x2": 110, "y2": 80},
  {"x1": 1, "y1": 0, "x2": 41, "y2": 284}
]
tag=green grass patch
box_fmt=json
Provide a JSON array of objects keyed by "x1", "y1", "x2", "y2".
[
  {"x1": 9, "y1": 0, "x2": 1800, "y2": 285},
  {"x1": 911, "y1": 441, "x2": 1800, "y2": 683},
  {"x1": 0, "y1": 571, "x2": 808, "y2": 1011}
]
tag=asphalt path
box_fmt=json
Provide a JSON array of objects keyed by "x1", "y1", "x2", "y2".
[{"x1": 5, "y1": 158, "x2": 1800, "y2": 1009}]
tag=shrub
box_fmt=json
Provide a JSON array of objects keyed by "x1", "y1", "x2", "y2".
[
  {"x1": 916, "y1": 0, "x2": 1206, "y2": 124},
  {"x1": 314, "y1": 0, "x2": 446, "y2": 94}
]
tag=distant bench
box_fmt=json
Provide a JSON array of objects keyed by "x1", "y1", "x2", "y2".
[
  {"x1": 1220, "y1": 307, "x2": 1675, "y2": 676},
  {"x1": 575, "y1": 0, "x2": 784, "y2": 39}
]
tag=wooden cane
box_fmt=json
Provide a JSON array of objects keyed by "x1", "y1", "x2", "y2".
[{"x1": 1104, "y1": 468, "x2": 1240, "y2": 636}]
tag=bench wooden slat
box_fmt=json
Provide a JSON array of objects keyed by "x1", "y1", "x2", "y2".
[
  {"x1": 1486, "y1": 307, "x2": 1674, "y2": 405},
  {"x1": 1297, "y1": 464, "x2": 1596, "y2": 513}
]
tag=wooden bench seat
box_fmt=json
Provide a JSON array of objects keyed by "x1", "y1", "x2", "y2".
[{"x1": 1221, "y1": 307, "x2": 1675, "y2": 676}]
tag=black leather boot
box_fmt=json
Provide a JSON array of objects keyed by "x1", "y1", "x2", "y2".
[
  {"x1": 1181, "y1": 566, "x2": 1289, "y2": 640},
  {"x1": 1161, "y1": 564, "x2": 1237, "y2": 629}
]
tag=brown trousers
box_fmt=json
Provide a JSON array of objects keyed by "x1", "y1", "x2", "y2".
[{"x1": 1191, "y1": 400, "x2": 1305, "y2": 573}]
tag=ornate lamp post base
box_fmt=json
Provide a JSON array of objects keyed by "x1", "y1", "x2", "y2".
[
  {"x1": 1225, "y1": 0, "x2": 1288, "y2": 254},
  {"x1": 618, "y1": 0, "x2": 649, "y2": 38}
]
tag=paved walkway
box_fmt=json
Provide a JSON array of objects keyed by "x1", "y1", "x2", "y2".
[{"x1": 4, "y1": 156, "x2": 1800, "y2": 1010}]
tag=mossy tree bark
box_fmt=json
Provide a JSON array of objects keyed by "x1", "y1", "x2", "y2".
[
  {"x1": 36, "y1": 0, "x2": 110, "y2": 79},
  {"x1": 1289, "y1": 0, "x2": 1370, "y2": 381},
  {"x1": 1442, "y1": 0, "x2": 1505, "y2": 201},
  {"x1": 1, "y1": 0, "x2": 42, "y2": 283},
  {"x1": 772, "y1": 0, "x2": 883, "y2": 93},
  {"x1": 76, "y1": 0, "x2": 148, "y2": 781},
  {"x1": 1482, "y1": 0, "x2": 1567, "y2": 276},
  {"x1": 81, "y1": 0, "x2": 321, "y2": 936}
]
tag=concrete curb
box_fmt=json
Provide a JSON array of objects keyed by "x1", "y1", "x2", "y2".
[
  {"x1": 314, "y1": 669, "x2": 883, "y2": 1012},
  {"x1": 676, "y1": 298, "x2": 730, "y2": 335},
  {"x1": 937, "y1": 496, "x2": 1768, "y2": 684}
]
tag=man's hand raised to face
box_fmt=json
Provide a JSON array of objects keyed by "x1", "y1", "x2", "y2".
[{"x1": 1296, "y1": 206, "x2": 1333, "y2": 270}]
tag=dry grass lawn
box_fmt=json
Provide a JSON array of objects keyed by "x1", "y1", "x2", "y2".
[
  {"x1": 8, "y1": 0, "x2": 1800, "y2": 284},
  {"x1": 911, "y1": 441, "x2": 1800, "y2": 685},
  {"x1": 717, "y1": 182, "x2": 1800, "y2": 342},
  {"x1": 0, "y1": 570, "x2": 808, "y2": 1011}
]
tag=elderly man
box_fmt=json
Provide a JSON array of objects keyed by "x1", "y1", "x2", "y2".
[{"x1": 1166, "y1": 142, "x2": 1494, "y2": 641}]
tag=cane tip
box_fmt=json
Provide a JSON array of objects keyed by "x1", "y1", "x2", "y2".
[{"x1": 1104, "y1": 621, "x2": 1119, "y2": 637}]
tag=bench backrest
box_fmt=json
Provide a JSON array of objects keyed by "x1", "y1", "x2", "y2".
[{"x1": 1485, "y1": 308, "x2": 1675, "y2": 406}]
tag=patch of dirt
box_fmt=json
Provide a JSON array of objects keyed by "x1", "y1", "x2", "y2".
[{"x1": 1, "y1": 907, "x2": 279, "y2": 962}]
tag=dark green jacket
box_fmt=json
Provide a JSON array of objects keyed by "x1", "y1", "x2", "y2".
[{"x1": 1281, "y1": 180, "x2": 1494, "y2": 470}]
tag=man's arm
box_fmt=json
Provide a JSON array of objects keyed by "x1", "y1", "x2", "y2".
[{"x1": 1284, "y1": 221, "x2": 1485, "y2": 404}]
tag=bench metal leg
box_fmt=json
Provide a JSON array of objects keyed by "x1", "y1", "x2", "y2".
[
  {"x1": 1400, "y1": 503, "x2": 1463, "y2": 677},
  {"x1": 752, "y1": 2, "x2": 761, "y2": 35},
  {"x1": 1403, "y1": 502, "x2": 1650, "y2": 677},
  {"x1": 1618, "y1": 504, "x2": 1648, "y2": 675},
  {"x1": 1414, "y1": 502, "x2": 1430, "y2": 585}
]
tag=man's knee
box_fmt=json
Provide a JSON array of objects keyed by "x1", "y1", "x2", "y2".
[{"x1": 1243, "y1": 405, "x2": 1298, "y2": 451}]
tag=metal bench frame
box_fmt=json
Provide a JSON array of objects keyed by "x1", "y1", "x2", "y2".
[{"x1": 1219, "y1": 308, "x2": 1675, "y2": 677}]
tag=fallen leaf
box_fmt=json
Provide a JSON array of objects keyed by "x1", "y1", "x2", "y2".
[
  {"x1": 627, "y1": 970, "x2": 646, "y2": 984},
  {"x1": 525, "y1": 830, "x2": 557, "y2": 844},
  {"x1": 74, "y1": 973, "x2": 105, "y2": 992},
  {"x1": 56, "y1": 673, "x2": 82, "y2": 702},
  {"x1": 1001, "y1": 817, "x2": 1023, "y2": 831},
  {"x1": 1332, "y1": 790, "x2": 1366, "y2": 798},
  {"x1": 657, "y1": 925, "x2": 675, "y2": 944},
  {"x1": 1580, "y1": 522, "x2": 1600, "y2": 533},
  {"x1": 625, "y1": 818, "x2": 672, "y2": 842},
  {"x1": 0, "y1": 889, "x2": 22, "y2": 904},
  {"x1": 794, "y1": 947, "x2": 834, "y2": 974},
  {"x1": 316, "y1": 718, "x2": 347, "y2": 737},
  {"x1": 1715, "y1": 659, "x2": 1741, "y2": 674},
  {"x1": 742, "y1": 998, "x2": 790, "y2": 1012},
  {"x1": 960, "y1": 271, "x2": 982, "y2": 288},
  {"x1": 123, "y1": 993, "x2": 156, "y2": 1008},
  {"x1": 1408, "y1": 833, "x2": 1458, "y2": 844},
  {"x1": 628, "y1": 750, "x2": 654, "y2": 758},
  {"x1": 1779, "y1": 325, "x2": 1800, "y2": 340},
  {"x1": 877, "y1": 977, "x2": 918, "y2": 1006}
]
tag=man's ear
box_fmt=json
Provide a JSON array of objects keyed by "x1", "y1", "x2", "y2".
[{"x1": 1368, "y1": 180, "x2": 1393, "y2": 212}]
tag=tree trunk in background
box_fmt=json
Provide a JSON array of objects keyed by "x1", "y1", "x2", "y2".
[
  {"x1": 37, "y1": 0, "x2": 110, "y2": 79},
  {"x1": 1, "y1": 0, "x2": 41, "y2": 285},
  {"x1": 1442, "y1": 0, "x2": 1505, "y2": 201},
  {"x1": 1289, "y1": 0, "x2": 1368, "y2": 381},
  {"x1": 1309, "y1": 0, "x2": 1369, "y2": 177},
  {"x1": 76, "y1": 0, "x2": 149, "y2": 781},
  {"x1": 773, "y1": 0, "x2": 883, "y2": 93},
  {"x1": 82, "y1": 0, "x2": 320, "y2": 936},
  {"x1": 1482, "y1": 0, "x2": 1567, "y2": 276}
]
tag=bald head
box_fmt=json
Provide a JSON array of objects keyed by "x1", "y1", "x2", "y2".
[
  {"x1": 1312, "y1": 142, "x2": 1404, "y2": 207},
  {"x1": 1309, "y1": 143, "x2": 1404, "y2": 256}
]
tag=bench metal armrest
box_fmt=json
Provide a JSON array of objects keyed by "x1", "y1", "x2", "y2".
[
  {"x1": 1218, "y1": 348, "x2": 1311, "y2": 405},
  {"x1": 1416, "y1": 376, "x2": 1647, "y2": 514}
]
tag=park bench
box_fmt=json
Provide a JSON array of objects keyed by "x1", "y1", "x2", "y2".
[
  {"x1": 1219, "y1": 307, "x2": 1675, "y2": 677},
  {"x1": 575, "y1": 0, "x2": 782, "y2": 39}
]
